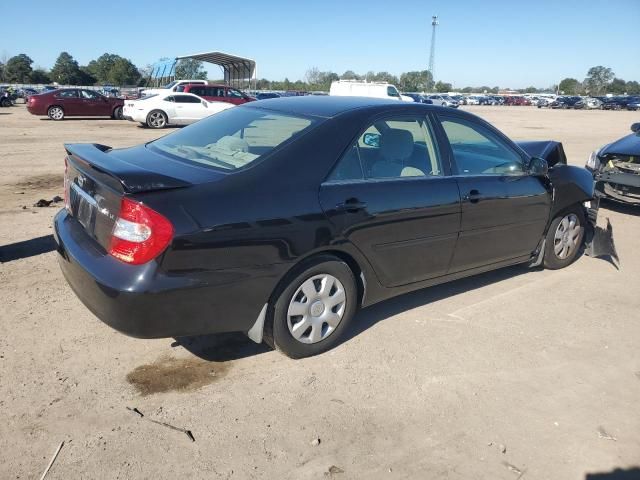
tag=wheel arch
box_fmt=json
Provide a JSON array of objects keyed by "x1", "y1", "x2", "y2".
[{"x1": 269, "y1": 248, "x2": 366, "y2": 308}]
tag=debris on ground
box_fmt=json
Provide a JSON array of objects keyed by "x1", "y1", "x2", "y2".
[
  {"x1": 39, "y1": 441, "x2": 64, "y2": 480},
  {"x1": 597, "y1": 426, "x2": 617, "y2": 441},
  {"x1": 126, "y1": 406, "x2": 144, "y2": 417},
  {"x1": 502, "y1": 461, "x2": 525, "y2": 478},
  {"x1": 499, "y1": 444, "x2": 507, "y2": 454},
  {"x1": 310, "y1": 437, "x2": 321, "y2": 446},
  {"x1": 325, "y1": 465, "x2": 344, "y2": 476},
  {"x1": 33, "y1": 196, "x2": 63, "y2": 208},
  {"x1": 126, "y1": 406, "x2": 195, "y2": 442}
]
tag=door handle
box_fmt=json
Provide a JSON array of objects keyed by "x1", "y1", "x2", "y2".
[
  {"x1": 463, "y1": 189, "x2": 482, "y2": 203},
  {"x1": 336, "y1": 198, "x2": 368, "y2": 212}
]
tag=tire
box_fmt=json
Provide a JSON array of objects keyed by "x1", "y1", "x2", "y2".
[
  {"x1": 0, "y1": 98, "x2": 11, "y2": 107},
  {"x1": 264, "y1": 256, "x2": 358, "y2": 358},
  {"x1": 146, "y1": 110, "x2": 167, "y2": 129},
  {"x1": 112, "y1": 106, "x2": 123, "y2": 120},
  {"x1": 543, "y1": 207, "x2": 585, "y2": 270},
  {"x1": 47, "y1": 106, "x2": 64, "y2": 120}
]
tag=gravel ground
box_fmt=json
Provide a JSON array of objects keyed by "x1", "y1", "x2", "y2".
[{"x1": 0, "y1": 104, "x2": 639, "y2": 480}]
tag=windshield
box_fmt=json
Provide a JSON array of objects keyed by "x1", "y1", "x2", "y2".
[{"x1": 150, "y1": 107, "x2": 318, "y2": 171}]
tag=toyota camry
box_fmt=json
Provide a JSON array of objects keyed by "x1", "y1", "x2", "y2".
[{"x1": 55, "y1": 96, "x2": 601, "y2": 358}]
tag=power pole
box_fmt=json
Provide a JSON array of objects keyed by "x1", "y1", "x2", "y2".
[{"x1": 428, "y1": 15, "x2": 438, "y2": 89}]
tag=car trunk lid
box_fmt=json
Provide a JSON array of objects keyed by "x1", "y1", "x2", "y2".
[{"x1": 64, "y1": 143, "x2": 223, "y2": 251}]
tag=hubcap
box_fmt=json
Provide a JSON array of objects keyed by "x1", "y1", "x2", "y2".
[
  {"x1": 553, "y1": 213, "x2": 581, "y2": 260},
  {"x1": 50, "y1": 107, "x2": 62, "y2": 119},
  {"x1": 150, "y1": 112, "x2": 165, "y2": 127},
  {"x1": 287, "y1": 274, "x2": 346, "y2": 344}
]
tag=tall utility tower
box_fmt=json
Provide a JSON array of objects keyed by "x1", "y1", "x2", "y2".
[{"x1": 428, "y1": 15, "x2": 439, "y2": 84}]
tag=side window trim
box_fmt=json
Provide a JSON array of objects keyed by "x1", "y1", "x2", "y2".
[
  {"x1": 435, "y1": 113, "x2": 528, "y2": 177},
  {"x1": 323, "y1": 113, "x2": 451, "y2": 184}
]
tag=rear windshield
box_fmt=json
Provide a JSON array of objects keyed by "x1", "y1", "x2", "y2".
[{"x1": 149, "y1": 107, "x2": 317, "y2": 171}]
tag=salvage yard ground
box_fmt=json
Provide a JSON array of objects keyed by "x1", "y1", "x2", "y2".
[{"x1": 1, "y1": 105, "x2": 639, "y2": 479}]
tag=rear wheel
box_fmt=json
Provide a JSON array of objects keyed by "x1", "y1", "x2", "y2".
[
  {"x1": 112, "y1": 106, "x2": 123, "y2": 120},
  {"x1": 146, "y1": 110, "x2": 167, "y2": 129},
  {"x1": 543, "y1": 207, "x2": 585, "y2": 269},
  {"x1": 0, "y1": 97, "x2": 11, "y2": 107},
  {"x1": 47, "y1": 106, "x2": 64, "y2": 120},
  {"x1": 264, "y1": 257, "x2": 357, "y2": 358}
]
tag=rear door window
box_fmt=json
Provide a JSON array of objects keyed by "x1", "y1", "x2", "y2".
[
  {"x1": 328, "y1": 116, "x2": 443, "y2": 182},
  {"x1": 55, "y1": 90, "x2": 79, "y2": 98}
]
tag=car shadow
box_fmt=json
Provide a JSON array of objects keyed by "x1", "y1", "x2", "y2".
[
  {"x1": 179, "y1": 265, "x2": 529, "y2": 362},
  {"x1": 343, "y1": 265, "x2": 529, "y2": 343},
  {"x1": 39, "y1": 117, "x2": 115, "y2": 121},
  {"x1": 585, "y1": 467, "x2": 640, "y2": 479},
  {"x1": 174, "y1": 332, "x2": 270, "y2": 362},
  {"x1": 0, "y1": 234, "x2": 56, "y2": 263}
]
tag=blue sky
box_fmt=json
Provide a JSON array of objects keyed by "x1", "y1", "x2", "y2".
[{"x1": 1, "y1": 0, "x2": 638, "y2": 88}]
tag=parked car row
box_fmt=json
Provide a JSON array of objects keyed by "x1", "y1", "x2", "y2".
[
  {"x1": 537, "y1": 95, "x2": 640, "y2": 111},
  {"x1": 24, "y1": 80, "x2": 260, "y2": 127}
]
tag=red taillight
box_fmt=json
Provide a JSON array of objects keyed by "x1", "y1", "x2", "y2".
[{"x1": 108, "y1": 198, "x2": 174, "y2": 265}]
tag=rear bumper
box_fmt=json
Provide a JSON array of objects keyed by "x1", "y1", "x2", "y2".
[
  {"x1": 26, "y1": 104, "x2": 45, "y2": 115},
  {"x1": 54, "y1": 209, "x2": 281, "y2": 338}
]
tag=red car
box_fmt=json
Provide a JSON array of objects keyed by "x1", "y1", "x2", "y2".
[
  {"x1": 180, "y1": 84, "x2": 255, "y2": 105},
  {"x1": 27, "y1": 88, "x2": 125, "y2": 121},
  {"x1": 504, "y1": 96, "x2": 531, "y2": 106}
]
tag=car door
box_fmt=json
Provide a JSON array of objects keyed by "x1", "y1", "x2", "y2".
[
  {"x1": 435, "y1": 114, "x2": 551, "y2": 272},
  {"x1": 206, "y1": 86, "x2": 226, "y2": 103},
  {"x1": 226, "y1": 87, "x2": 247, "y2": 105},
  {"x1": 172, "y1": 94, "x2": 206, "y2": 123},
  {"x1": 319, "y1": 114, "x2": 461, "y2": 287},
  {"x1": 79, "y1": 90, "x2": 111, "y2": 116},
  {"x1": 54, "y1": 89, "x2": 81, "y2": 115}
]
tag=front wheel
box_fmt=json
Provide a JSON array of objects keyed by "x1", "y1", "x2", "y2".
[
  {"x1": 146, "y1": 110, "x2": 167, "y2": 129},
  {"x1": 264, "y1": 257, "x2": 358, "y2": 358},
  {"x1": 543, "y1": 208, "x2": 585, "y2": 269},
  {"x1": 47, "y1": 106, "x2": 64, "y2": 120}
]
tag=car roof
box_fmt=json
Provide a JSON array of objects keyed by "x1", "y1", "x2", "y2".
[{"x1": 242, "y1": 95, "x2": 434, "y2": 118}]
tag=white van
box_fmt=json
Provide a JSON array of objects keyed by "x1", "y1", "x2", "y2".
[{"x1": 329, "y1": 80, "x2": 413, "y2": 101}]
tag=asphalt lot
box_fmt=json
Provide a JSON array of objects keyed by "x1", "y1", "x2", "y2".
[{"x1": 0, "y1": 104, "x2": 639, "y2": 480}]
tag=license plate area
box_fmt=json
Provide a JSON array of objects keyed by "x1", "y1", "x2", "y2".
[{"x1": 70, "y1": 183, "x2": 98, "y2": 231}]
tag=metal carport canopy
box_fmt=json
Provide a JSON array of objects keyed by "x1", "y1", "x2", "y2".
[{"x1": 175, "y1": 51, "x2": 256, "y2": 88}]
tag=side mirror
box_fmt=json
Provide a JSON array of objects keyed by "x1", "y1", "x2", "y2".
[
  {"x1": 528, "y1": 156, "x2": 549, "y2": 176},
  {"x1": 363, "y1": 132, "x2": 380, "y2": 148},
  {"x1": 631, "y1": 122, "x2": 640, "y2": 133},
  {"x1": 202, "y1": 101, "x2": 208, "y2": 107}
]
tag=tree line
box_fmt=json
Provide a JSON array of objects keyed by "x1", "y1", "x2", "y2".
[
  {"x1": 558, "y1": 66, "x2": 639, "y2": 96},
  {"x1": 1, "y1": 52, "x2": 638, "y2": 96},
  {"x1": 0, "y1": 52, "x2": 208, "y2": 87}
]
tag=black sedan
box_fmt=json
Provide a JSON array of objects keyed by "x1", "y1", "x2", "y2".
[
  {"x1": 587, "y1": 122, "x2": 640, "y2": 204},
  {"x1": 55, "y1": 97, "x2": 599, "y2": 358},
  {"x1": 550, "y1": 96, "x2": 582, "y2": 109}
]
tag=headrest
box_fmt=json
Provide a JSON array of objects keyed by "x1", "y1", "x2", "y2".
[{"x1": 380, "y1": 128, "x2": 414, "y2": 161}]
